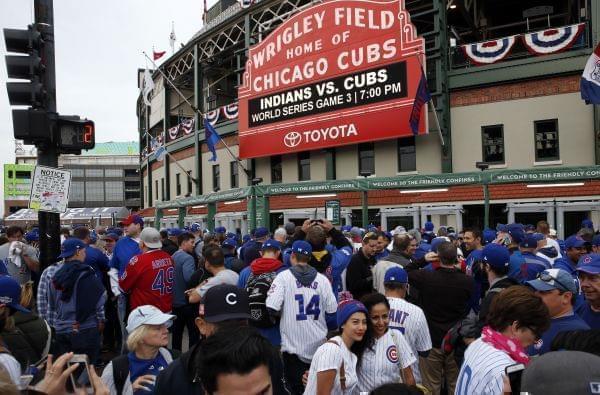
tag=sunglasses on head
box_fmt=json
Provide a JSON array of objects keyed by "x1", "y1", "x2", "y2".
[
  {"x1": 363, "y1": 232, "x2": 377, "y2": 242},
  {"x1": 537, "y1": 272, "x2": 570, "y2": 292}
]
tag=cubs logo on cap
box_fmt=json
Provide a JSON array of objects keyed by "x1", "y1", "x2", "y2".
[{"x1": 291, "y1": 240, "x2": 312, "y2": 256}]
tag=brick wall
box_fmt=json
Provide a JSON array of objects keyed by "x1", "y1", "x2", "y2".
[
  {"x1": 171, "y1": 146, "x2": 195, "y2": 161},
  {"x1": 451, "y1": 75, "x2": 580, "y2": 107}
]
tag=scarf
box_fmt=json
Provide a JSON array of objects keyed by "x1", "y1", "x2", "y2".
[
  {"x1": 250, "y1": 257, "x2": 282, "y2": 275},
  {"x1": 481, "y1": 326, "x2": 530, "y2": 364}
]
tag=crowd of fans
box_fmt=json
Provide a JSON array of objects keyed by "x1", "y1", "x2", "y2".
[{"x1": 0, "y1": 215, "x2": 599, "y2": 394}]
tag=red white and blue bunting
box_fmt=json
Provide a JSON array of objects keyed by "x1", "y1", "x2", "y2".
[
  {"x1": 168, "y1": 125, "x2": 179, "y2": 141},
  {"x1": 223, "y1": 103, "x2": 239, "y2": 119},
  {"x1": 461, "y1": 36, "x2": 516, "y2": 65},
  {"x1": 180, "y1": 118, "x2": 195, "y2": 135},
  {"x1": 522, "y1": 23, "x2": 585, "y2": 56},
  {"x1": 205, "y1": 109, "x2": 220, "y2": 126},
  {"x1": 238, "y1": 0, "x2": 253, "y2": 8}
]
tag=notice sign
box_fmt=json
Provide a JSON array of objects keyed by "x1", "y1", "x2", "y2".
[
  {"x1": 29, "y1": 166, "x2": 71, "y2": 213},
  {"x1": 238, "y1": 0, "x2": 426, "y2": 158},
  {"x1": 325, "y1": 200, "x2": 341, "y2": 225}
]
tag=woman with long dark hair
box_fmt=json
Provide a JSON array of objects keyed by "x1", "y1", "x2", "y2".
[
  {"x1": 358, "y1": 293, "x2": 416, "y2": 392},
  {"x1": 304, "y1": 298, "x2": 374, "y2": 394}
]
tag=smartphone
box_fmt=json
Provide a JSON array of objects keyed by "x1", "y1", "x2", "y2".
[
  {"x1": 68, "y1": 354, "x2": 90, "y2": 390},
  {"x1": 505, "y1": 363, "x2": 525, "y2": 395}
]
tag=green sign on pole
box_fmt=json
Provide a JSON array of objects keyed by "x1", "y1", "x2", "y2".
[{"x1": 325, "y1": 200, "x2": 341, "y2": 226}]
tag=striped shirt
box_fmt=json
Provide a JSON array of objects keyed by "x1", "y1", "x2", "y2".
[
  {"x1": 304, "y1": 336, "x2": 358, "y2": 395},
  {"x1": 455, "y1": 338, "x2": 515, "y2": 395},
  {"x1": 387, "y1": 297, "x2": 432, "y2": 383},
  {"x1": 358, "y1": 329, "x2": 417, "y2": 392}
]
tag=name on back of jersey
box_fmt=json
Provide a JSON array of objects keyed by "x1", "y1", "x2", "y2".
[
  {"x1": 152, "y1": 258, "x2": 171, "y2": 269},
  {"x1": 389, "y1": 309, "x2": 410, "y2": 325},
  {"x1": 296, "y1": 280, "x2": 318, "y2": 289}
]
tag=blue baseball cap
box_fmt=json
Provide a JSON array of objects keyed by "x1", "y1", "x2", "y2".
[
  {"x1": 482, "y1": 243, "x2": 510, "y2": 269},
  {"x1": 520, "y1": 234, "x2": 540, "y2": 249},
  {"x1": 577, "y1": 254, "x2": 600, "y2": 275},
  {"x1": 424, "y1": 221, "x2": 434, "y2": 232},
  {"x1": 261, "y1": 239, "x2": 282, "y2": 251},
  {"x1": 384, "y1": 267, "x2": 408, "y2": 284},
  {"x1": 168, "y1": 228, "x2": 183, "y2": 237},
  {"x1": 254, "y1": 227, "x2": 269, "y2": 238},
  {"x1": 341, "y1": 225, "x2": 352, "y2": 232},
  {"x1": 242, "y1": 234, "x2": 251, "y2": 243},
  {"x1": 25, "y1": 228, "x2": 39, "y2": 242},
  {"x1": 525, "y1": 224, "x2": 536, "y2": 232},
  {"x1": 582, "y1": 219, "x2": 594, "y2": 229},
  {"x1": 103, "y1": 232, "x2": 119, "y2": 241},
  {"x1": 508, "y1": 223, "x2": 525, "y2": 243},
  {"x1": 214, "y1": 226, "x2": 226, "y2": 234},
  {"x1": 592, "y1": 235, "x2": 600, "y2": 247},
  {"x1": 226, "y1": 232, "x2": 236, "y2": 240},
  {"x1": 292, "y1": 240, "x2": 312, "y2": 257},
  {"x1": 190, "y1": 223, "x2": 202, "y2": 233},
  {"x1": 58, "y1": 238, "x2": 87, "y2": 259},
  {"x1": 0, "y1": 276, "x2": 30, "y2": 313},
  {"x1": 496, "y1": 223, "x2": 508, "y2": 233},
  {"x1": 527, "y1": 268, "x2": 577, "y2": 293},
  {"x1": 222, "y1": 238, "x2": 237, "y2": 249},
  {"x1": 482, "y1": 229, "x2": 497, "y2": 245},
  {"x1": 565, "y1": 235, "x2": 586, "y2": 249}
]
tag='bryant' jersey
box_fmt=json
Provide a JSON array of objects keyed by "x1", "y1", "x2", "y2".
[
  {"x1": 266, "y1": 269, "x2": 337, "y2": 362},
  {"x1": 455, "y1": 338, "x2": 515, "y2": 395},
  {"x1": 358, "y1": 329, "x2": 417, "y2": 392},
  {"x1": 387, "y1": 297, "x2": 432, "y2": 384},
  {"x1": 119, "y1": 249, "x2": 174, "y2": 313}
]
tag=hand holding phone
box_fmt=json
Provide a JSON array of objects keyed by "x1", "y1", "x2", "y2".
[
  {"x1": 68, "y1": 354, "x2": 90, "y2": 391},
  {"x1": 505, "y1": 363, "x2": 525, "y2": 395}
]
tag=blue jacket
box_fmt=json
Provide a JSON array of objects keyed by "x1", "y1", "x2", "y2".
[
  {"x1": 528, "y1": 313, "x2": 590, "y2": 356},
  {"x1": 84, "y1": 245, "x2": 110, "y2": 278},
  {"x1": 109, "y1": 236, "x2": 141, "y2": 276},
  {"x1": 553, "y1": 256, "x2": 578, "y2": 278},
  {"x1": 509, "y1": 251, "x2": 551, "y2": 282},
  {"x1": 172, "y1": 250, "x2": 196, "y2": 308}
]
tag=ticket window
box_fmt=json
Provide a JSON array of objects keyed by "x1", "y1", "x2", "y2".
[{"x1": 386, "y1": 216, "x2": 414, "y2": 231}]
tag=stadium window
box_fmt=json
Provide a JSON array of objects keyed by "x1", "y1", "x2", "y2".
[
  {"x1": 155, "y1": 180, "x2": 159, "y2": 202},
  {"x1": 230, "y1": 161, "x2": 239, "y2": 189},
  {"x1": 398, "y1": 137, "x2": 416, "y2": 172},
  {"x1": 358, "y1": 143, "x2": 375, "y2": 175},
  {"x1": 481, "y1": 125, "x2": 505, "y2": 164},
  {"x1": 212, "y1": 164, "x2": 220, "y2": 191},
  {"x1": 271, "y1": 155, "x2": 282, "y2": 184},
  {"x1": 298, "y1": 152, "x2": 311, "y2": 181},
  {"x1": 176, "y1": 173, "x2": 181, "y2": 196},
  {"x1": 187, "y1": 171, "x2": 193, "y2": 194},
  {"x1": 534, "y1": 119, "x2": 559, "y2": 161},
  {"x1": 161, "y1": 178, "x2": 165, "y2": 201}
]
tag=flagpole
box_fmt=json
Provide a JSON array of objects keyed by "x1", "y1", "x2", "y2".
[
  {"x1": 142, "y1": 51, "x2": 253, "y2": 178},
  {"x1": 413, "y1": 52, "x2": 445, "y2": 147}
]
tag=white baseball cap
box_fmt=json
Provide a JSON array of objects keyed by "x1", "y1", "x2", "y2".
[
  {"x1": 126, "y1": 305, "x2": 175, "y2": 333},
  {"x1": 140, "y1": 227, "x2": 162, "y2": 249}
]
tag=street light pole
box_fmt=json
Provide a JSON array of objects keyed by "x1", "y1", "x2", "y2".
[{"x1": 476, "y1": 162, "x2": 490, "y2": 229}]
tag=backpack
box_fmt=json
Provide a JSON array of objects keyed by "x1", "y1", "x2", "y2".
[
  {"x1": 112, "y1": 348, "x2": 180, "y2": 395},
  {"x1": 246, "y1": 271, "x2": 277, "y2": 328}
]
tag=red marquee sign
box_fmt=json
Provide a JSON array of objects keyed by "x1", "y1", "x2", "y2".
[{"x1": 238, "y1": 0, "x2": 426, "y2": 158}]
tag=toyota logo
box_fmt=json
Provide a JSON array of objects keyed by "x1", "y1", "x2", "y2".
[{"x1": 284, "y1": 131, "x2": 302, "y2": 148}]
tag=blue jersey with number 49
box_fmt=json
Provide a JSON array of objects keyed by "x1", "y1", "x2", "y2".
[{"x1": 266, "y1": 269, "x2": 337, "y2": 362}]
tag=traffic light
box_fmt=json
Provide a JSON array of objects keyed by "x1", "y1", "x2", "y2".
[
  {"x1": 4, "y1": 25, "x2": 45, "y2": 108},
  {"x1": 56, "y1": 116, "x2": 95, "y2": 153}
]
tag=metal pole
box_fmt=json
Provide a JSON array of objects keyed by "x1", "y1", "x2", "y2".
[
  {"x1": 362, "y1": 190, "x2": 369, "y2": 228},
  {"x1": 483, "y1": 181, "x2": 490, "y2": 229},
  {"x1": 35, "y1": 0, "x2": 60, "y2": 271}
]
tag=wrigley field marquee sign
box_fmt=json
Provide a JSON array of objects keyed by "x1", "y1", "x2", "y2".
[{"x1": 238, "y1": 0, "x2": 427, "y2": 158}]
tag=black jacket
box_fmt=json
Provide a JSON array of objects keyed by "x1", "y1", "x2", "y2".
[
  {"x1": 478, "y1": 276, "x2": 520, "y2": 329},
  {"x1": 346, "y1": 249, "x2": 376, "y2": 300},
  {"x1": 162, "y1": 239, "x2": 178, "y2": 256},
  {"x1": 1, "y1": 311, "x2": 49, "y2": 370},
  {"x1": 385, "y1": 250, "x2": 412, "y2": 267},
  {"x1": 155, "y1": 335, "x2": 289, "y2": 395}
]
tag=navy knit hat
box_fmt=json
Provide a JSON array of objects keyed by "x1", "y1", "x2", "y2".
[{"x1": 336, "y1": 299, "x2": 368, "y2": 328}]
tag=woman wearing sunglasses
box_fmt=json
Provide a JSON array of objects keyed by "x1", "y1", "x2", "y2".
[
  {"x1": 455, "y1": 286, "x2": 550, "y2": 395},
  {"x1": 357, "y1": 293, "x2": 417, "y2": 393}
]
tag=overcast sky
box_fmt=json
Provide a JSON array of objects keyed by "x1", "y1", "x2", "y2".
[{"x1": 0, "y1": 0, "x2": 212, "y2": 215}]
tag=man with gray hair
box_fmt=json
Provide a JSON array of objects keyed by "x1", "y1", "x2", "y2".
[{"x1": 273, "y1": 227, "x2": 287, "y2": 245}]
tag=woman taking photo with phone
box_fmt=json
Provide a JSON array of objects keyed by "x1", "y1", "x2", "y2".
[
  {"x1": 304, "y1": 298, "x2": 373, "y2": 395},
  {"x1": 455, "y1": 286, "x2": 550, "y2": 395},
  {"x1": 101, "y1": 305, "x2": 177, "y2": 395},
  {"x1": 357, "y1": 293, "x2": 417, "y2": 393}
]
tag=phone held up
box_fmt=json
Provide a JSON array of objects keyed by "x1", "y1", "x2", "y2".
[
  {"x1": 505, "y1": 362, "x2": 525, "y2": 395},
  {"x1": 67, "y1": 354, "x2": 91, "y2": 392}
]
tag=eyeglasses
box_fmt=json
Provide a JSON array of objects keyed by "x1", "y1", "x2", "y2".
[
  {"x1": 537, "y1": 272, "x2": 570, "y2": 292},
  {"x1": 524, "y1": 325, "x2": 543, "y2": 341}
]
